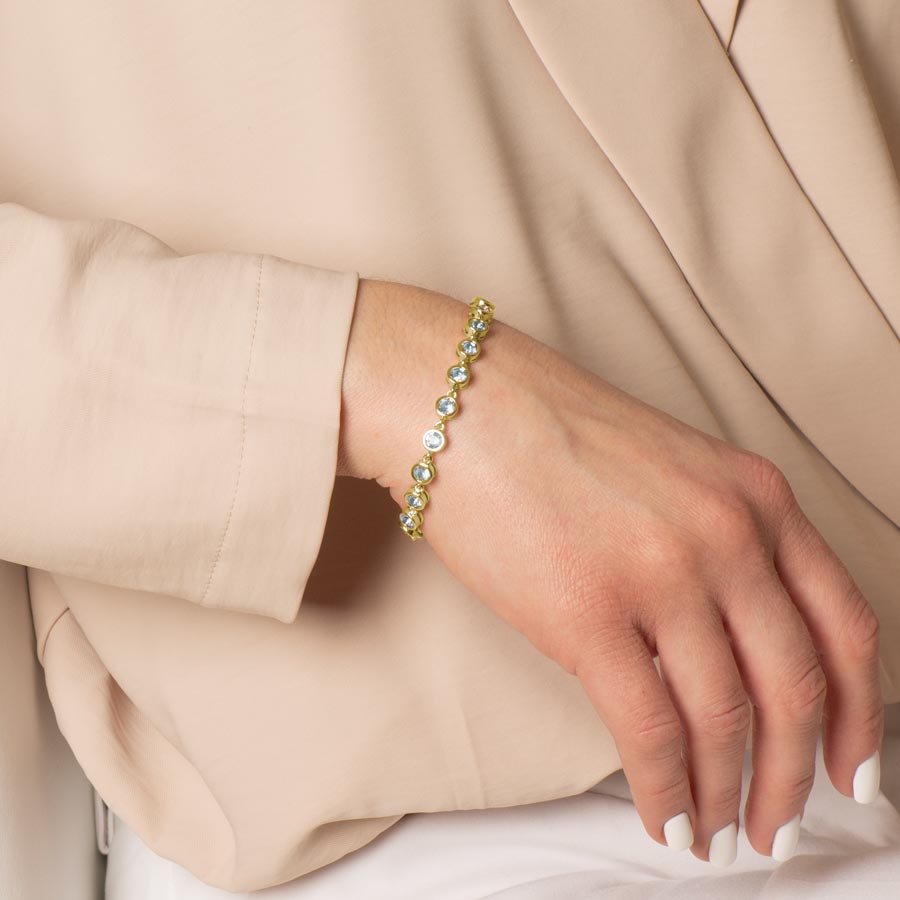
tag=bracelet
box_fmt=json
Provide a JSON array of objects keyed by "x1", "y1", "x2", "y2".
[{"x1": 398, "y1": 295, "x2": 496, "y2": 540}]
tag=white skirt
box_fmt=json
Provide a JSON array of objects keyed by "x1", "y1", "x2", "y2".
[{"x1": 105, "y1": 728, "x2": 900, "y2": 900}]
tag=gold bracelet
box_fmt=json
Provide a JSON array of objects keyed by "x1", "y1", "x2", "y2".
[{"x1": 398, "y1": 295, "x2": 496, "y2": 540}]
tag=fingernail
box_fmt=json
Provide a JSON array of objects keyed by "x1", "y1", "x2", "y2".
[
  {"x1": 708, "y1": 821, "x2": 738, "y2": 867},
  {"x1": 852, "y1": 750, "x2": 881, "y2": 804},
  {"x1": 771, "y1": 813, "x2": 801, "y2": 862},
  {"x1": 663, "y1": 811, "x2": 694, "y2": 851}
]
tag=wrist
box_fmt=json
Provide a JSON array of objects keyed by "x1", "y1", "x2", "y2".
[{"x1": 336, "y1": 277, "x2": 470, "y2": 488}]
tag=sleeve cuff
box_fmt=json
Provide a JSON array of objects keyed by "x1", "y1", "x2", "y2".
[{"x1": 195, "y1": 253, "x2": 360, "y2": 622}]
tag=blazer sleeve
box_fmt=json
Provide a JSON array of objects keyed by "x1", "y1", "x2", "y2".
[{"x1": 0, "y1": 201, "x2": 360, "y2": 624}]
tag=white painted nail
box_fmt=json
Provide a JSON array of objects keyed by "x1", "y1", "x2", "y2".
[
  {"x1": 708, "y1": 821, "x2": 738, "y2": 867},
  {"x1": 663, "y1": 811, "x2": 694, "y2": 851},
  {"x1": 771, "y1": 813, "x2": 801, "y2": 862},
  {"x1": 852, "y1": 750, "x2": 881, "y2": 804}
]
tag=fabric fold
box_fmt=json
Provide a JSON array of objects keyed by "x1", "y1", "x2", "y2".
[
  {"x1": 507, "y1": 0, "x2": 900, "y2": 531},
  {"x1": 0, "y1": 201, "x2": 360, "y2": 621}
]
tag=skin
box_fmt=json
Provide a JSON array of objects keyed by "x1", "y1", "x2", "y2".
[{"x1": 336, "y1": 277, "x2": 884, "y2": 863}]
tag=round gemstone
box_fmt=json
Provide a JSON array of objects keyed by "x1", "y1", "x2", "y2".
[
  {"x1": 437, "y1": 396, "x2": 457, "y2": 417},
  {"x1": 468, "y1": 317, "x2": 487, "y2": 333},
  {"x1": 449, "y1": 365, "x2": 469, "y2": 384},
  {"x1": 460, "y1": 339, "x2": 478, "y2": 357},
  {"x1": 423, "y1": 428, "x2": 446, "y2": 452},
  {"x1": 405, "y1": 492, "x2": 424, "y2": 509},
  {"x1": 412, "y1": 463, "x2": 434, "y2": 483},
  {"x1": 474, "y1": 297, "x2": 494, "y2": 313},
  {"x1": 399, "y1": 512, "x2": 417, "y2": 529}
]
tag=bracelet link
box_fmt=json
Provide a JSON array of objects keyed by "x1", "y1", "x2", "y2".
[{"x1": 398, "y1": 296, "x2": 495, "y2": 541}]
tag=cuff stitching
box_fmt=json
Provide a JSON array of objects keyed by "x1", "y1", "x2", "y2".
[{"x1": 200, "y1": 253, "x2": 265, "y2": 606}]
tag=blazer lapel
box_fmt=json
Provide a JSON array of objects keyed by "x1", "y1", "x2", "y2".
[
  {"x1": 697, "y1": 0, "x2": 743, "y2": 51},
  {"x1": 507, "y1": 0, "x2": 900, "y2": 529}
]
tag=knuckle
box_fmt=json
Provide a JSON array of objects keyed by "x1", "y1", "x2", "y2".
[
  {"x1": 713, "y1": 506, "x2": 761, "y2": 553},
  {"x1": 742, "y1": 451, "x2": 796, "y2": 512},
  {"x1": 708, "y1": 522, "x2": 762, "y2": 569},
  {"x1": 702, "y1": 486, "x2": 759, "y2": 543},
  {"x1": 634, "y1": 527, "x2": 704, "y2": 582},
  {"x1": 855, "y1": 701, "x2": 885, "y2": 742},
  {"x1": 778, "y1": 770, "x2": 816, "y2": 807},
  {"x1": 708, "y1": 779, "x2": 744, "y2": 815},
  {"x1": 779, "y1": 659, "x2": 828, "y2": 720},
  {"x1": 696, "y1": 695, "x2": 752, "y2": 744},
  {"x1": 840, "y1": 592, "x2": 881, "y2": 663},
  {"x1": 641, "y1": 770, "x2": 688, "y2": 807},
  {"x1": 562, "y1": 579, "x2": 628, "y2": 647},
  {"x1": 554, "y1": 560, "x2": 621, "y2": 631},
  {"x1": 686, "y1": 479, "x2": 769, "y2": 565},
  {"x1": 627, "y1": 710, "x2": 684, "y2": 760}
]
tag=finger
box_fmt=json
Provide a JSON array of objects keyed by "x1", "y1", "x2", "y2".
[
  {"x1": 772, "y1": 500, "x2": 883, "y2": 803},
  {"x1": 575, "y1": 623, "x2": 696, "y2": 851},
  {"x1": 656, "y1": 601, "x2": 749, "y2": 867},
  {"x1": 723, "y1": 566, "x2": 825, "y2": 860}
]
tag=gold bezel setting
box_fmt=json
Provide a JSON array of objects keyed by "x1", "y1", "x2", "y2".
[
  {"x1": 457, "y1": 338, "x2": 480, "y2": 362},
  {"x1": 435, "y1": 393, "x2": 459, "y2": 419},
  {"x1": 447, "y1": 363, "x2": 470, "y2": 388},
  {"x1": 404, "y1": 485, "x2": 430, "y2": 511},
  {"x1": 411, "y1": 458, "x2": 435, "y2": 484}
]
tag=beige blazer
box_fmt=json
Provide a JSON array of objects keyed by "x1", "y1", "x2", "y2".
[{"x1": 2, "y1": 0, "x2": 900, "y2": 891}]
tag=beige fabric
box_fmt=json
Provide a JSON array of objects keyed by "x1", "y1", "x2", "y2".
[{"x1": 1, "y1": 0, "x2": 899, "y2": 891}]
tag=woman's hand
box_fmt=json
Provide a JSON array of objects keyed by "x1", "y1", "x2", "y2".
[{"x1": 338, "y1": 278, "x2": 884, "y2": 864}]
